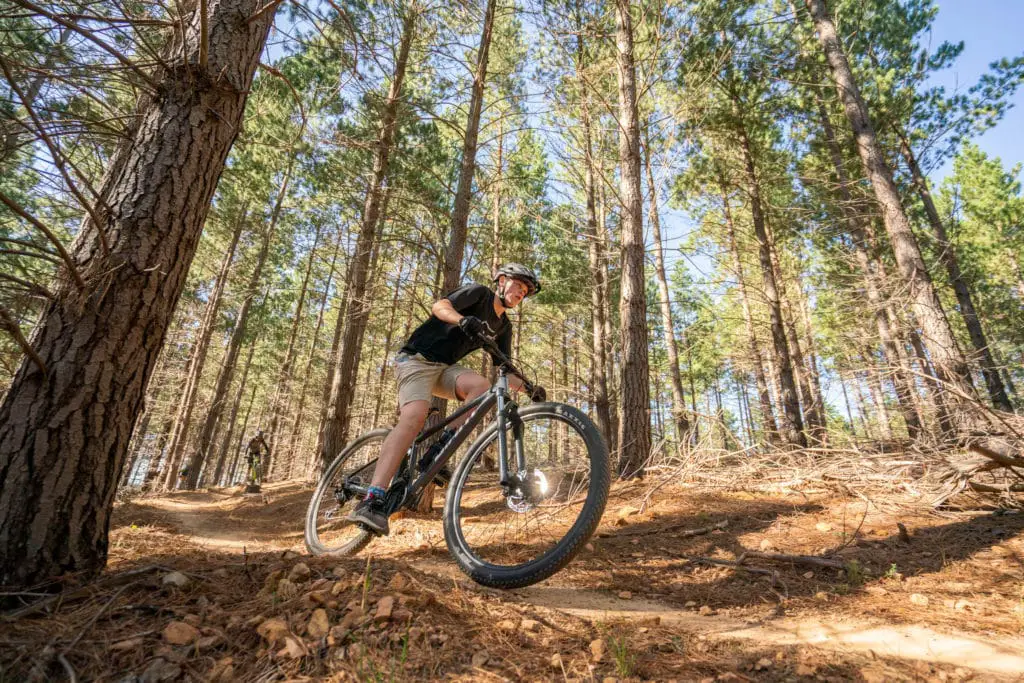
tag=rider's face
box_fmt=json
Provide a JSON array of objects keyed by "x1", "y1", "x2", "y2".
[{"x1": 502, "y1": 278, "x2": 528, "y2": 308}]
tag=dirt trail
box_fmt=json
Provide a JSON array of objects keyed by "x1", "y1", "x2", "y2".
[
  {"x1": 515, "y1": 586, "x2": 1024, "y2": 675},
  {"x1": 116, "y1": 482, "x2": 1024, "y2": 678}
]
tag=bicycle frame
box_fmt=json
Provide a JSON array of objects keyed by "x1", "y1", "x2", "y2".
[
  {"x1": 341, "y1": 367, "x2": 527, "y2": 513},
  {"x1": 410, "y1": 369, "x2": 527, "y2": 496}
]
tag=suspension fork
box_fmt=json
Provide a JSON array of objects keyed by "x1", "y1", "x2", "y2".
[{"x1": 495, "y1": 373, "x2": 527, "y2": 488}]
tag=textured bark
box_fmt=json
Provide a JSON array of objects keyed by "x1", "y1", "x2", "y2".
[
  {"x1": 643, "y1": 123, "x2": 691, "y2": 444},
  {"x1": 795, "y1": 271, "x2": 828, "y2": 443},
  {"x1": 321, "y1": 11, "x2": 415, "y2": 466},
  {"x1": 815, "y1": 97, "x2": 923, "y2": 437},
  {"x1": 579, "y1": 50, "x2": 612, "y2": 448},
  {"x1": 0, "y1": 0, "x2": 273, "y2": 585},
  {"x1": 863, "y1": 347, "x2": 894, "y2": 440},
  {"x1": 161, "y1": 209, "x2": 245, "y2": 488},
  {"x1": 284, "y1": 233, "x2": 342, "y2": 478},
  {"x1": 720, "y1": 184, "x2": 779, "y2": 441},
  {"x1": 736, "y1": 127, "x2": 805, "y2": 446},
  {"x1": 372, "y1": 254, "x2": 407, "y2": 427},
  {"x1": 265, "y1": 223, "x2": 322, "y2": 479},
  {"x1": 804, "y1": 0, "x2": 979, "y2": 433},
  {"x1": 441, "y1": 0, "x2": 496, "y2": 295},
  {"x1": 491, "y1": 117, "x2": 504, "y2": 276},
  {"x1": 613, "y1": 0, "x2": 650, "y2": 477},
  {"x1": 894, "y1": 128, "x2": 1013, "y2": 413},
  {"x1": 597, "y1": 163, "x2": 620, "y2": 455},
  {"x1": 184, "y1": 218, "x2": 277, "y2": 490},
  {"x1": 769, "y1": 227, "x2": 825, "y2": 442},
  {"x1": 212, "y1": 340, "x2": 255, "y2": 486}
]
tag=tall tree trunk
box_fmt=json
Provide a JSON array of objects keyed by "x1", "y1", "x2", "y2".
[
  {"x1": 184, "y1": 216, "x2": 278, "y2": 490},
  {"x1": 767, "y1": 223, "x2": 824, "y2": 442},
  {"x1": 736, "y1": 127, "x2": 805, "y2": 446},
  {"x1": 804, "y1": 0, "x2": 979, "y2": 434},
  {"x1": 597, "y1": 160, "x2": 620, "y2": 455},
  {"x1": 491, "y1": 116, "x2": 504, "y2": 276},
  {"x1": 815, "y1": 97, "x2": 923, "y2": 437},
  {"x1": 613, "y1": 0, "x2": 651, "y2": 477},
  {"x1": 321, "y1": 11, "x2": 416, "y2": 464},
  {"x1": 415, "y1": 0, "x2": 497, "y2": 513},
  {"x1": 578, "y1": 33, "x2": 613, "y2": 448},
  {"x1": 265, "y1": 223, "x2": 322, "y2": 479},
  {"x1": 0, "y1": 0, "x2": 274, "y2": 585},
  {"x1": 441, "y1": 0, "x2": 496, "y2": 294},
  {"x1": 228, "y1": 384, "x2": 258, "y2": 485},
  {"x1": 212, "y1": 340, "x2": 256, "y2": 486},
  {"x1": 894, "y1": 127, "x2": 1013, "y2": 412},
  {"x1": 643, "y1": 122, "x2": 691, "y2": 444},
  {"x1": 161, "y1": 209, "x2": 245, "y2": 488},
  {"x1": 862, "y1": 347, "x2": 894, "y2": 440},
  {"x1": 720, "y1": 183, "x2": 779, "y2": 441},
  {"x1": 315, "y1": 243, "x2": 352, "y2": 464},
  {"x1": 285, "y1": 232, "x2": 342, "y2": 477},
  {"x1": 373, "y1": 254, "x2": 407, "y2": 427}
]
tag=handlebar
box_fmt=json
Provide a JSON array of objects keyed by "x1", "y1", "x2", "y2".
[{"x1": 478, "y1": 336, "x2": 536, "y2": 395}]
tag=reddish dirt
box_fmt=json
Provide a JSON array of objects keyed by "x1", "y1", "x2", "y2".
[{"x1": 2, "y1": 480, "x2": 1022, "y2": 681}]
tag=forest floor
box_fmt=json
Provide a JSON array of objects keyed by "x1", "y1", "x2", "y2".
[{"x1": 3, "y1": 479, "x2": 1024, "y2": 682}]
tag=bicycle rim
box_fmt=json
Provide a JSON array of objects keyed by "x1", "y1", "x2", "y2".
[
  {"x1": 304, "y1": 429, "x2": 387, "y2": 555},
  {"x1": 444, "y1": 403, "x2": 609, "y2": 587}
]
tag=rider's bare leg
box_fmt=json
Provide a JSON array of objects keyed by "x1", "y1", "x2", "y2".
[
  {"x1": 368, "y1": 372, "x2": 491, "y2": 490},
  {"x1": 450, "y1": 372, "x2": 490, "y2": 429},
  {"x1": 370, "y1": 400, "x2": 429, "y2": 490}
]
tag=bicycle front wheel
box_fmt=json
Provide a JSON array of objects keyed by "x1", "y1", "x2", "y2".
[
  {"x1": 443, "y1": 403, "x2": 610, "y2": 588},
  {"x1": 304, "y1": 428, "x2": 388, "y2": 556}
]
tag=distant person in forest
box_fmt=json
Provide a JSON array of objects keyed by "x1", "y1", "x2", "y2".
[
  {"x1": 348, "y1": 263, "x2": 547, "y2": 535},
  {"x1": 246, "y1": 429, "x2": 270, "y2": 484}
]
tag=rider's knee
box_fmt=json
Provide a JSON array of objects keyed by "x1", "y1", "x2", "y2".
[{"x1": 457, "y1": 372, "x2": 489, "y2": 400}]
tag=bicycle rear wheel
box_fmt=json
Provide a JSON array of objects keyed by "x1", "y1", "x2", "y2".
[
  {"x1": 443, "y1": 403, "x2": 609, "y2": 588},
  {"x1": 304, "y1": 428, "x2": 388, "y2": 556}
]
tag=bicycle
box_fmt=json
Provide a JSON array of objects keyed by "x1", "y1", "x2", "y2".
[{"x1": 304, "y1": 339, "x2": 610, "y2": 588}]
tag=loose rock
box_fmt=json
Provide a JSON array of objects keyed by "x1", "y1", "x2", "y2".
[
  {"x1": 256, "y1": 617, "x2": 290, "y2": 645},
  {"x1": 375, "y1": 595, "x2": 395, "y2": 621},
  {"x1": 163, "y1": 621, "x2": 199, "y2": 646},
  {"x1": 909, "y1": 593, "x2": 930, "y2": 607},
  {"x1": 307, "y1": 608, "x2": 330, "y2": 638},
  {"x1": 590, "y1": 638, "x2": 606, "y2": 662},
  {"x1": 288, "y1": 562, "x2": 312, "y2": 583},
  {"x1": 161, "y1": 571, "x2": 190, "y2": 588},
  {"x1": 276, "y1": 578, "x2": 299, "y2": 600}
]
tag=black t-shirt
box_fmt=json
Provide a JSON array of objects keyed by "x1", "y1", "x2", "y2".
[{"x1": 401, "y1": 284, "x2": 513, "y2": 366}]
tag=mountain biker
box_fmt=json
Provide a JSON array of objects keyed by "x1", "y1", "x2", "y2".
[
  {"x1": 348, "y1": 263, "x2": 547, "y2": 535},
  {"x1": 246, "y1": 429, "x2": 270, "y2": 483}
]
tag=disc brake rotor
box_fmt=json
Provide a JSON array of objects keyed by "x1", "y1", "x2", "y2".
[{"x1": 506, "y1": 468, "x2": 549, "y2": 513}]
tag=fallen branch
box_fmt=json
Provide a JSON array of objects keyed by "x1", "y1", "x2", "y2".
[
  {"x1": 617, "y1": 519, "x2": 729, "y2": 538},
  {"x1": 736, "y1": 551, "x2": 846, "y2": 570},
  {"x1": 3, "y1": 565, "x2": 163, "y2": 620}
]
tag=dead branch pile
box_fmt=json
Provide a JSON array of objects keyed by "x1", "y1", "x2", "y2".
[{"x1": 646, "y1": 434, "x2": 1024, "y2": 511}]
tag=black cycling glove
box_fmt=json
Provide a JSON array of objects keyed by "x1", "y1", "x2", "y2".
[
  {"x1": 529, "y1": 385, "x2": 547, "y2": 402},
  {"x1": 458, "y1": 315, "x2": 486, "y2": 339}
]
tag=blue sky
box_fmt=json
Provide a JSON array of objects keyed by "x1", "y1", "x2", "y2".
[{"x1": 927, "y1": 1, "x2": 1024, "y2": 182}]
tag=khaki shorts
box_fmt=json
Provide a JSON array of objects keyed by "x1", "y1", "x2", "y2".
[{"x1": 395, "y1": 352, "x2": 474, "y2": 407}]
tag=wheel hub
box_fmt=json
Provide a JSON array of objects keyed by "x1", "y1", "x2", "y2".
[{"x1": 506, "y1": 468, "x2": 550, "y2": 513}]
